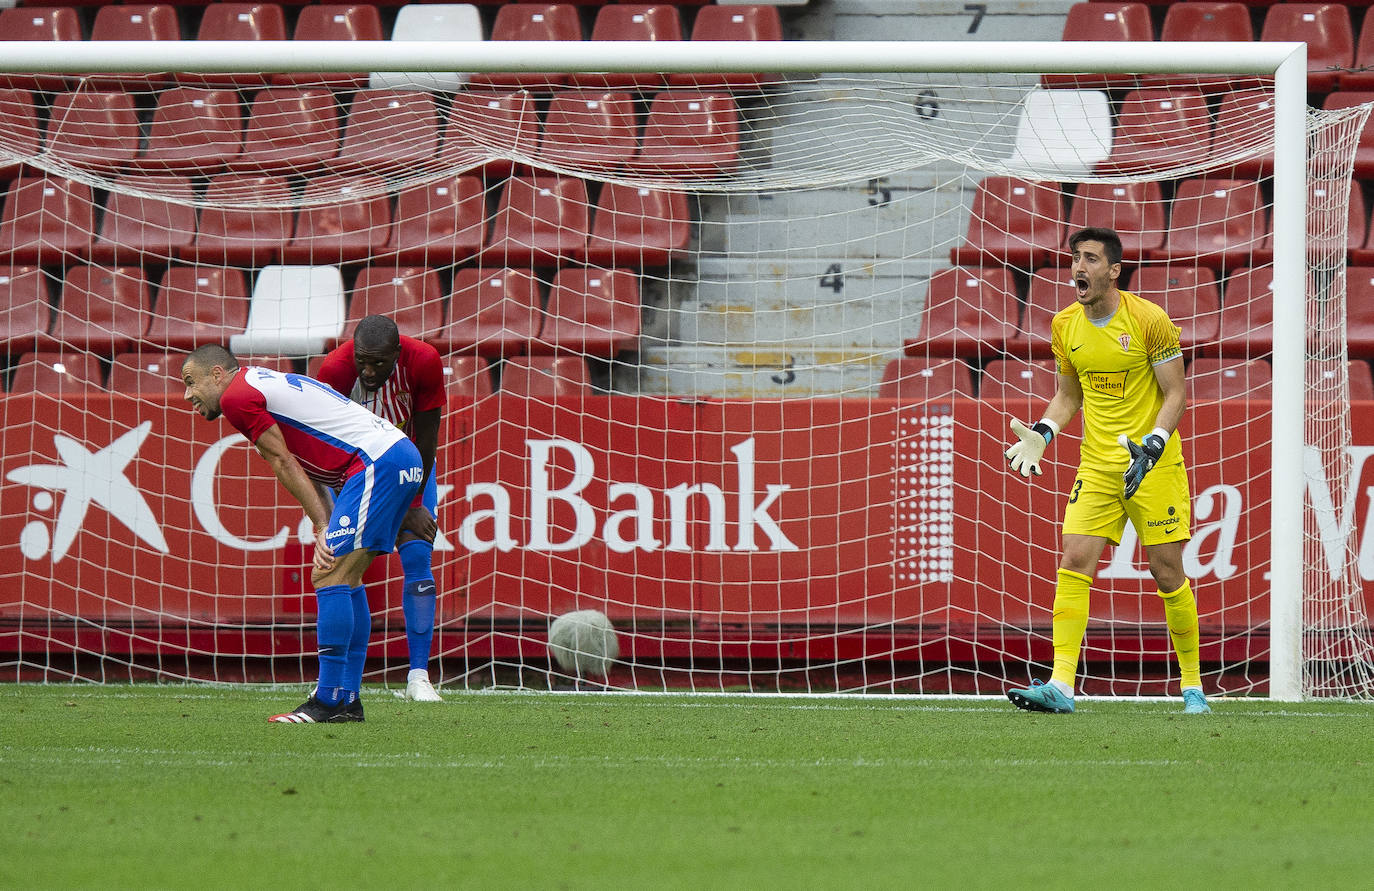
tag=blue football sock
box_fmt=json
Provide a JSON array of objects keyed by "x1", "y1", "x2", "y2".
[
  {"x1": 314, "y1": 585, "x2": 353, "y2": 706},
  {"x1": 399, "y1": 538, "x2": 437, "y2": 672},
  {"x1": 344, "y1": 585, "x2": 370, "y2": 695}
]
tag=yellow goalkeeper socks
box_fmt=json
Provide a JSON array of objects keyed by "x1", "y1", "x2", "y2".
[
  {"x1": 1160, "y1": 579, "x2": 1203, "y2": 690},
  {"x1": 1050, "y1": 568, "x2": 1093, "y2": 694}
]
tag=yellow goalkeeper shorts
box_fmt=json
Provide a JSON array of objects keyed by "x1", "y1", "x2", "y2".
[{"x1": 1061, "y1": 462, "x2": 1191, "y2": 546}]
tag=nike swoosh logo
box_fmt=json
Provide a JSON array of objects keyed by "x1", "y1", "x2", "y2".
[
  {"x1": 1071, "y1": 344, "x2": 1084, "y2": 352},
  {"x1": 416, "y1": 584, "x2": 435, "y2": 594}
]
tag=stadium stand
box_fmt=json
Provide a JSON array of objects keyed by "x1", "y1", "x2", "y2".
[
  {"x1": 877, "y1": 358, "x2": 975, "y2": 402},
  {"x1": 439, "y1": 267, "x2": 545, "y2": 356},
  {"x1": 536, "y1": 267, "x2": 642, "y2": 356},
  {"x1": 634, "y1": 93, "x2": 742, "y2": 177},
  {"x1": 949, "y1": 176, "x2": 1065, "y2": 269},
  {"x1": 1153, "y1": 178, "x2": 1270, "y2": 271},
  {"x1": 1347, "y1": 267, "x2": 1374, "y2": 358},
  {"x1": 1345, "y1": 13, "x2": 1374, "y2": 90},
  {"x1": 0, "y1": 176, "x2": 95, "y2": 264},
  {"x1": 333, "y1": 90, "x2": 441, "y2": 176},
  {"x1": 145, "y1": 266, "x2": 251, "y2": 352},
  {"x1": 1014, "y1": 269, "x2": 1074, "y2": 359},
  {"x1": 387, "y1": 175, "x2": 488, "y2": 266},
  {"x1": 1321, "y1": 92, "x2": 1374, "y2": 180},
  {"x1": 281, "y1": 175, "x2": 392, "y2": 265},
  {"x1": 537, "y1": 90, "x2": 640, "y2": 173},
  {"x1": 91, "y1": 175, "x2": 199, "y2": 264},
  {"x1": 1066, "y1": 181, "x2": 1167, "y2": 262},
  {"x1": 585, "y1": 183, "x2": 692, "y2": 267},
  {"x1": 484, "y1": 174, "x2": 591, "y2": 267},
  {"x1": 904, "y1": 266, "x2": 1022, "y2": 361},
  {"x1": 141, "y1": 88, "x2": 245, "y2": 173},
  {"x1": 10, "y1": 351, "x2": 103, "y2": 394},
  {"x1": 500, "y1": 355, "x2": 593, "y2": 400},
  {"x1": 1347, "y1": 359, "x2": 1374, "y2": 401},
  {"x1": 344, "y1": 266, "x2": 445, "y2": 342},
  {"x1": 186, "y1": 173, "x2": 295, "y2": 266},
  {"x1": 233, "y1": 88, "x2": 341, "y2": 174},
  {"x1": 88, "y1": 4, "x2": 182, "y2": 90},
  {"x1": 46, "y1": 92, "x2": 141, "y2": 173},
  {"x1": 43, "y1": 265, "x2": 151, "y2": 356}
]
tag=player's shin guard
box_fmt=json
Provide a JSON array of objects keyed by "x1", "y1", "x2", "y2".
[
  {"x1": 399, "y1": 538, "x2": 437, "y2": 672},
  {"x1": 1160, "y1": 579, "x2": 1202, "y2": 691},
  {"x1": 343, "y1": 586, "x2": 370, "y2": 698},
  {"x1": 314, "y1": 585, "x2": 354, "y2": 706},
  {"x1": 1051, "y1": 569, "x2": 1093, "y2": 693}
]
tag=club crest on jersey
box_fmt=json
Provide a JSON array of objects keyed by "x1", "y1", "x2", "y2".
[{"x1": 1119, "y1": 334, "x2": 1132, "y2": 351}]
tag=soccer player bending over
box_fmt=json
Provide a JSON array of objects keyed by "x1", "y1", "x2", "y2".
[
  {"x1": 182, "y1": 345, "x2": 424, "y2": 723},
  {"x1": 1002, "y1": 227, "x2": 1209, "y2": 715}
]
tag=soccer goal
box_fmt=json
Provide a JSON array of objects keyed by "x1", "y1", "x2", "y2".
[{"x1": 0, "y1": 36, "x2": 1369, "y2": 700}]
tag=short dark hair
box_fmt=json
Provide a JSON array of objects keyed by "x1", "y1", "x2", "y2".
[
  {"x1": 354, "y1": 315, "x2": 400, "y2": 353},
  {"x1": 185, "y1": 343, "x2": 238, "y2": 372},
  {"x1": 1068, "y1": 227, "x2": 1124, "y2": 266}
]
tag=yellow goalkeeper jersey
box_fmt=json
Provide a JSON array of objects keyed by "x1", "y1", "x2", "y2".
[{"x1": 1050, "y1": 288, "x2": 1184, "y2": 473}]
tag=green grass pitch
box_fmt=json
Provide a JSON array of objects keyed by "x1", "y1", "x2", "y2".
[{"x1": 3, "y1": 686, "x2": 1374, "y2": 889}]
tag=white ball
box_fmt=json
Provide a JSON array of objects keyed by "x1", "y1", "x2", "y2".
[{"x1": 547, "y1": 610, "x2": 619, "y2": 678}]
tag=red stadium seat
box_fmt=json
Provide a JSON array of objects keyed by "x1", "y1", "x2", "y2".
[
  {"x1": 537, "y1": 91, "x2": 639, "y2": 173},
  {"x1": 333, "y1": 90, "x2": 440, "y2": 177},
  {"x1": 387, "y1": 175, "x2": 487, "y2": 267},
  {"x1": 233, "y1": 89, "x2": 341, "y2": 174},
  {"x1": 42, "y1": 265, "x2": 150, "y2": 356},
  {"x1": 903, "y1": 266, "x2": 1021, "y2": 360},
  {"x1": 1346, "y1": 360, "x2": 1374, "y2": 401},
  {"x1": 1041, "y1": 3, "x2": 1152, "y2": 90},
  {"x1": 282, "y1": 175, "x2": 392, "y2": 265},
  {"x1": 179, "y1": 3, "x2": 286, "y2": 88},
  {"x1": 1287, "y1": 180, "x2": 1363, "y2": 264},
  {"x1": 108, "y1": 350, "x2": 189, "y2": 395},
  {"x1": 1207, "y1": 88, "x2": 1276, "y2": 177},
  {"x1": 1344, "y1": 15, "x2": 1374, "y2": 90},
  {"x1": 140, "y1": 88, "x2": 244, "y2": 174},
  {"x1": 438, "y1": 268, "x2": 544, "y2": 356},
  {"x1": 0, "y1": 89, "x2": 42, "y2": 182},
  {"x1": 345, "y1": 267, "x2": 445, "y2": 342},
  {"x1": 949, "y1": 177, "x2": 1065, "y2": 269},
  {"x1": 500, "y1": 355, "x2": 592, "y2": 400},
  {"x1": 46, "y1": 92, "x2": 141, "y2": 174},
  {"x1": 877, "y1": 358, "x2": 974, "y2": 402},
  {"x1": 88, "y1": 5, "x2": 181, "y2": 90},
  {"x1": 272, "y1": 5, "x2": 382, "y2": 90},
  {"x1": 1144, "y1": 3, "x2": 1253, "y2": 87},
  {"x1": 10, "y1": 351, "x2": 103, "y2": 394},
  {"x1": 980, "y1": 358, "x2": 1060, "y2": 404},
  {"x1": 634, "y1": 93, "x2": 741, "y2": 178},
  {"x1": 185, "y1": 173, "x2": 295, "y2": 266},
  {"x1": 438, "y1": 90, "x2": 539, "y2": 178},
  {"x1": 668, "y1": 5, "x2": 783, "y2": 91},
  {"x1": 1216, "y1": 265, "x2": 1273, "y2": 358},
  {"x1": 1152, "y1": 178, "x2": 1269, "y2": 271},
  {"x1": 1065, "y1": 181, "x2": 1167, "y2": 262},
  {"x1": 1321, "y1": 93, "x2": 1374, "y2": 180},
  {"x1": 1014, "y1": 267, "x2": 1076, "y2": 359},
  {"x1": 0, "y1": 176, "x2": 95, "y2": 264},
  {"x1": 1186, "y1": 358, "x2": 1272, "y2": 401},
  {"x1": 483, "y1": 175, "x2": 590, "y2": 267},
  {"x1": 1097, "y1": 88, "x2": 1212, "y2": 175},
  {"x1": 146, "y1": 266, "x2": 250, "y2": 352},
  {"x1": 1346, "y1": 267, "x2": 1374, "y2": 358},
  {"x1": 441, "y1": 354, "x2": 496, "y2": 401},
  {"x1": 571, "y1": 5, "x2": 683, "y2": 90},
  {"x1": 1260, "y1": 4, "x2": 1353, "y2": 92},
  {"x1": 586, "y1": 183, "x2": 691, "y2": 267},
  {"x1": 536, "y1": 267, "x2": 641, "y2": 356},
  {"x1": 1130, "y1": 265, "x2": 1221, "y2": 354},
  {"x1": 0, "y1": 266, "x2": 53, "y2": 356},
  {"x1": 90, "y1": 175, "x2": 198, "y2": 264},
  {"x1": 0, "y1": 6, "x2": 82, "y2": 91},
  {"x1": 470, "y1": 4, "x2": 583, "y2": 89}
]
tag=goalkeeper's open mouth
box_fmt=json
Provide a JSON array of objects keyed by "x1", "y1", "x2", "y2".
[{"x1": 1074, "y1": 275, "x2": 1090, "y2": 298}]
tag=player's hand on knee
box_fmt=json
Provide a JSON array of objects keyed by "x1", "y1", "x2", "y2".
[
  {"x1": 401, "y1": 506, "x2": 438, "y2": 543},
  {"x1": 312, "y1": 534, "x2": 336, "y2": 574},
  {"x1": 1118, "y1": 432, "x2": 1166, "y2": 499},
  {"x1": 1005, "y1": 418, "x2": 1054, "y2": 478}
]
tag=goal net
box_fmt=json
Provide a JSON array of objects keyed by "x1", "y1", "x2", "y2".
[{"x1": 0, "y1": 38, "x2": 1370, "y2": 699}]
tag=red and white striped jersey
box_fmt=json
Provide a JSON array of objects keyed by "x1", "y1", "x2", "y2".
[{"x1": 314, "y1": 335, "x2": 446, "y2": 437}]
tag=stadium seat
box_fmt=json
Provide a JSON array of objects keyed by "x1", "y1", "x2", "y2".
[
  {"x1": 1260, "y1": 4, "x2": 1353, "y2": 92},
  {"x1": 903, "y1": 266, "x2": 1021, "y2": 360},
  {"x1": 470, "y1": 4, "x2": 583, "y2": 89},
  {"x1": 88, "y1": 4, "x2": 182, "y2": 90},
  {"x1": 1144, "y1": 3, "x2": 1254, "y2": 88},
  {"x1": 1097, "y1": 88, "x2": 1212, "y2": 175},
  {"x1": 1346, "y1": 267, "x2": 1374, "y2": 358},
  {"x1": 42, "y1": 265, "x2": 151, "y2": 356},
  {"x1": 1014, "y1": 268, "x2": 1076, "y2": 359},
  {"x1": 876, "y1": 358, "x2": 974, "y2": 402},
  {"x1": 438, "y1": 90, "x2": 539, "y2": 177},
  {"x1": 387, "y1": 175, "x2": 487, "y2": 267},
  {"x1": 1065, "y1": 181, "x2": 1167, "y2": 262},
  {"x1": 333, "y1": 90, "x2": 440, "y2": 177},
  {"x1": 438, "y1": 268, "x2": 544, "y2": 356},
  {"x1": 949, "y1": 177, "x2": 1065, "y2": 270},
  {"x1": 0, "y1": 176, "x2": 95, "y2": 264},
  {"x1": 1346, "y1": 359, "x2": 1374, "y2": 401},
  {"x1": 1152, "y1": 178, "x2": 1269, "y2": 271},
  {"x1": 274, "y1": 5, "x2": 384, "y2": 90},
  {"x1": 571, "y1": 5, "x2": 683, "y2": 90},
  {"x1": 140, "y1": 88, "x2": 244, "y2": 174},
  {"x1": 0, "y1": 6, "x2": 82, "y2": 91},
  {"x1": 0, "y1": 89, "x2": 42, "y2": 182},
  {"x1": 0, "y1": 266, "x2": 53, "y2": 356},
  {"x1": 345, "y1": 266, "x2": 445, "y2": 342},
  {"x1": 146, "y1": 266, "x2": 251, "y2": 352},
  {"x1": 179, "y1": 3, "x2": 287, "y2": 88},
  {"x1": 483, "y1": 175, "x2": 591, "y2": 267},
  {"x1": 1207, "y1": 88, "x2": 1276, "y2": 177},
  {"x1": 1215, "y1": 265, "x2": 1273, "y2": 358},
  {"x1": 440, "y1": 354, "x2": 496, "y2": 400},
  {"x1": 185, "y1": 173, "x2": 295, "y2": 266},
  {"x1": 1321, "y1": 93, "x2": 1374, "y2": 180},
  {"x1": 980, "y1": 358, "x2": 1060, "y2": 404},
  {"x1": 634, "y1": 93, "x2": 741, "y2": 178},
  {"x1": 369, "y1": 4, "x2": 483, "y2": 93},
  {"x1": 500, "y1": 355, "x2": 592, "y2": 400},
  {"x1": 107, "y1": 350, "x2": 189, "y2": 395},
  {"x1": 536, "y1": 267, "x2": 641, "y2": 356},
  {"x1": 1129, "y1": 265, "x2": 1221, "y2": 354},
  {"x1": 9, "y1": 351, "x2": 103, "y2": 394},
  {"x1": 1041, "y1": 3, "x2": 1152, "y2": 90},
  {"x1": 1344, "y1": 15, "x2": 1374, "y2": 90},
  {"x1": 45, "y1": 92, "x2": 141, "y2": 174},
  {"x1": 586, "y1": 183, "x2": 692, "y2": 267},
  {"x1": 1004, "y1": 89, "x2": 1113, "y2": 179},
  {"x1": 91, "y1": 175, "x2": 198, "y2": 264},
  {"x1": 667, "y1": 5, "x2": 783, "y2": 91},
  {"x1": 282, "y1": 175, "x2": 392, "y2": 265},
  {"x1": 1186, "y1": 358, "x2": 1272, "y2": 401},
  {"x1": 536, "y1": 91, "x2": 640, "y2": 173},
  {"x1": 230, "y1": 265, "x2": 346, "y2": 356},
  {"x1": 1297, "y1": 180, "x2": 1363, "y2": 264},
  {"x1": 233, "y1": 89, "x2": 341, "y2": 174}
]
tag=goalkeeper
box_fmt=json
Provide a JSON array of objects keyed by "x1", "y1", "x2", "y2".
[{"x1": 1002, "y1": 227, "x2": 1208, "y2": 715}]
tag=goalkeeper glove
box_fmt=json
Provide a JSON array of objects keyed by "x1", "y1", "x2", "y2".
[
  {"x1": 1005, "y1": 419, "x2": 1056, "y2": 478},
  {"x1": 1118, "y1": 431, "x2": 1167, "y2": 499}
]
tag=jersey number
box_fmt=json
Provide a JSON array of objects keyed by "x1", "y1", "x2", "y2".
[
  {"x1": 284, "y1": 372, "x2": 349, "y2": 404},
  {"x1": 1067, "y1": 479, "x2": 1084, "y2": 504}
]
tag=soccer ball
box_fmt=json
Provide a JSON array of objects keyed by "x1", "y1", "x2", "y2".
[{"x1": 547, "y1": 609, "x2": 619, "y2": 679}]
